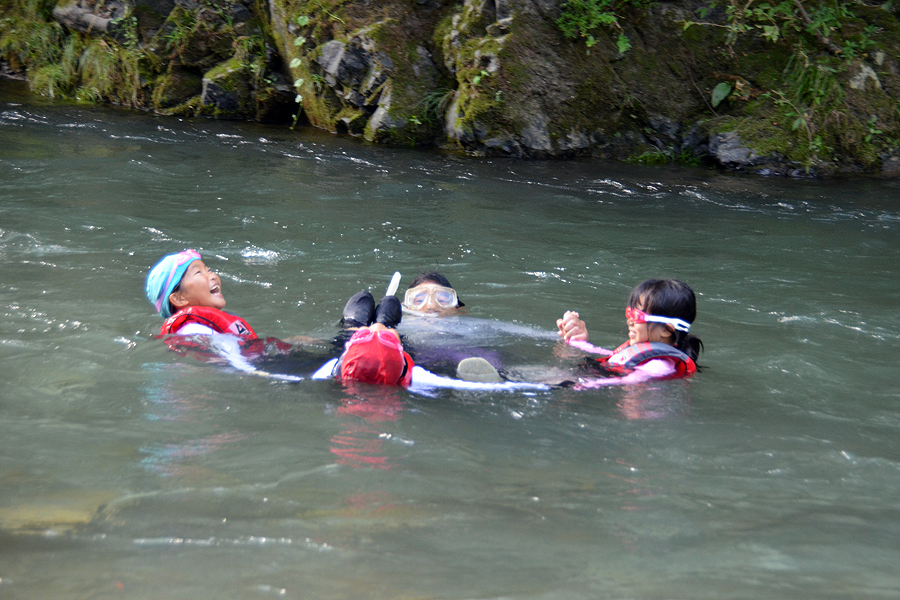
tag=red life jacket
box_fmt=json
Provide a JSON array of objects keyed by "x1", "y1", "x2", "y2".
[
  {"x1": 160, "y1": 306, "x2": 257, "y2": 339},
  {"x1": 597, "y1": 341, "x2": 697, "y2": 379},
  {"x1": 159, "y1": 308, "x2": 304, "y2": 374}
]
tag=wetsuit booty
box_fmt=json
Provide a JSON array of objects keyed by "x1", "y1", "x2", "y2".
[
  {"x1": 341, "y1": 290, "x2": 375, "y2": 328},
  {"x1": 374, "y1": 295, "x2": 402, "y2": 328}
]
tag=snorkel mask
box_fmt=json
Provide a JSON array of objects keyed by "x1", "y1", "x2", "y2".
[{"x1": 403, "y1": 285, "x2": 459, "y2": 311}]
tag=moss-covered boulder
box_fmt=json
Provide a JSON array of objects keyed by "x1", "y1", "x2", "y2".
[
  {"x1": 270, "y1": 1, "x2": 451, "y2": 145},
  {"x1": 152, "y1": 66, "x2": 202, "y2": 108},
  {"x1": 0, "y1": 0, "x2": 294, "y2": 119}
]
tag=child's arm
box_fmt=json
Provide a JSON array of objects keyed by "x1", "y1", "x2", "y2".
[
  {"x1": 574, "y1": 358, "x2": 676, "y2": 388},
  {"x1": 556, "y1": 310, "x2": 589, "y2": 342},
  {"x1": 567, "y1": 339, "x2": 614, "y2": 355}
]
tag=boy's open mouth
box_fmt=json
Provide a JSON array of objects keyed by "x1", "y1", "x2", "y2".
[{"x1": 210, "y1": 284, "x2": 221, "y2": 294}]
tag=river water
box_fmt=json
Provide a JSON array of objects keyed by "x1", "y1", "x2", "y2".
[{"x1": 1, "y1": 81, "x2": 899, "y2": 599}]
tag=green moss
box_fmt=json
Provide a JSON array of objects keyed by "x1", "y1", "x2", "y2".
[
  {"x1": 715, "y1": 111, "x2": 793, "y2": 157},
  {"x1": 0, "y1": 13, "x2": 65, "y2": 71},
  {"x1": 204, "y1": 56, "x2": 245, "y2": 84},
  {"x1": 152, "y1": 68, "x2": 202, "y2": 108},
  {"x1": 29, "y1": 34, "x2": 82, "y2": 99},
  {"x1": 156, "y1": 95, "x2": 207, "y2": 117},
  {"x1": 431, "y1": 12, "x2": 455, "y2": 72}
]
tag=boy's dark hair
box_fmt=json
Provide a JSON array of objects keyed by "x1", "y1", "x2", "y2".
[
  {"x1": 408, "y1": 272, "x2": 465, "y2": 307},
  {"x1": 628, "y1": 279, "x2": 703, "y2": 362}
]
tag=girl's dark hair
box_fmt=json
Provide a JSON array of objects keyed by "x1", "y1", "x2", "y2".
[
  {"x1": 628, "y1": 278, "x2": 703, "y2": 361},
  {"x1": 408, "y1": 272, "x2": 465, "y2": 307}
]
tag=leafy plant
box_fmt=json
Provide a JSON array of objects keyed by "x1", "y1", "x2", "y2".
[
  {"x1": 865, "y1": 116, "x2": 882, "y2": 143},
  {"x1": 768, "y1": 89, "x2": 831, "y2": 168},
  {"x1": 119, "y1": 14, "x2": 139, "y2": 50},
  {"x1": 30, "y1": 34, "x2": 81, "y2": 98},
  {"x1": 289, "y1": 14, "x2": 310, "y2": 130},
  {"x1": 627, "y1": 147, "x2": 701, "y2": 166},
  {"x1": 685, "y1": 0, "x2": 871, "y2": 60},
  {"x1": 78, "y1": 39, "x2": 118, "y2": 99},
  {"x1": 684, "y1": 0, "x2": 887, "y2": 169},
  {"x1": 0, "y1": 15, "x2": 64, "y2": 70},
  {"x1": 413, "y1": 88, "x2": 454, "y2": 125},
  {"x1": 235, "y1": 34, "x2": 267, "y2": 88},
  {"x1": 558, "y1": 0, "x2": 647, "y2": 53},
  {"x1": 711, "y1": 82, "x2": 732, "y2": 108},
  {"x1": 162, "y1": 8, "x2": 198, "y2": 54}
]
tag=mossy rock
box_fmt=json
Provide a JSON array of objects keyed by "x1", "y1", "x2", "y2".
[
  {"x1": 254, "y1": 78, "x2": 296, "y2": 124},
  {"x1": 152, "y1": 67, "x2": 202, "y2": 108},
  {"x1": 200, "y1": 57, "x2": 253, "y2": 117}
]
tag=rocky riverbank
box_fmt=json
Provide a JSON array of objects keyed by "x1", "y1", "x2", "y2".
[{"x1": 3, "y1": 0, "x2": 900, "y2": 176}]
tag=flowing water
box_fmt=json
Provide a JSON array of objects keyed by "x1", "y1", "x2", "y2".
[{"x1": 1, "y1": 81, "x2": 899, "y2": 599}]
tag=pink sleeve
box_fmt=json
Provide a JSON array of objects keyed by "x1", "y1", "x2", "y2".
[
  {"x1": 567, "y1": 339, "x2": 613, "y2": 355},
  {"x1": 574, "y1": 358, "x2": 677, "y2": 388}
]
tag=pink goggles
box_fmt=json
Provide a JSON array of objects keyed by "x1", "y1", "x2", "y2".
[{"x1": 626, "y1": 307, "x2": 691, "y2": 332}]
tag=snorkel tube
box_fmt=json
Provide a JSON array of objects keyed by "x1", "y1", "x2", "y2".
[{"x1": 386, "y1": 271, "x2": 401, "y2": 297}]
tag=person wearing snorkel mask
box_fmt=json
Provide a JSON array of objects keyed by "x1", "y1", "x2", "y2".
[
  {"x1": 326, "y1": 276, "x2": 540, "y2": 386},
  {"x1": 401, "y1": 272, "x2": 464, "y2": 314},
  {"x1": 339, "y1": 272, "x2": 463, "y2": 330},
  {"x1": 337, "y1": 272, "x2": 506, "y2": 381}
]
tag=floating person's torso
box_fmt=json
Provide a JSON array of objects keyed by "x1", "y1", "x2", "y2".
[{"x1": 397, "y1": 313, "x2": 559, "y2": 377}]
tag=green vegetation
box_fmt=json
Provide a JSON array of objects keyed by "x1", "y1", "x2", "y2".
[
  {"x1": 1, "y1": 0, "x2": 281, "y2": 113},
  {"x1": 0, "y1": 0, "x2": 65, "y2": 75},
  {"x1": 29, "y1": 34, "x2": 81, "y2": 99},
  {"x1": 683, "y1": 0, "x2": 900, "y2": 170},
  {"x1": 627, "y1": 147, "x2": 702, "y2": 166},
  {"x1": 471, "y1": 69, "x2": 489, "y2": 86},
  {"x1": 557, "y1": 0, "x2": 652, "y2": 53},
  {"x1": 161, "y1": 7, "x2": 198, "y2": 55},
  {"x1": 689, "y1": 0, "x2": 875, "y2": 55},
  {"x1": 289, "y1": 14, "x2": 309, "y2": 129},
  {"x1": 412, "y1": 88, "x2": 453, "y2": 126},
  {"x1": 1, "y1": 1, "x2": 147, "y2": 107},
  {"x1": 1, "y1": 0, "x2": 898, "y2": 172}
]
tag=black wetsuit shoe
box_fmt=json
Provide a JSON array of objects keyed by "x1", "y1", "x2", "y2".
[
  {"x1": 341, "y1": 290, "x2": 375, "y2": 328},
  {"x1": 374, "y1": 295, "x2": 402, "y2": 328}
]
